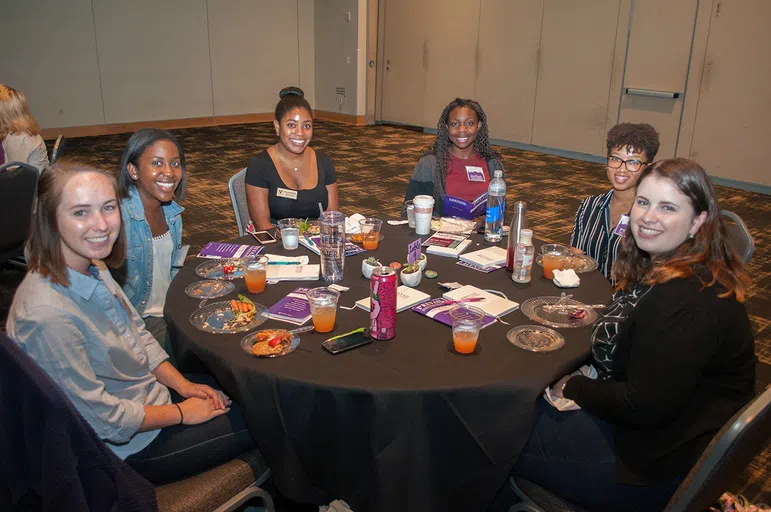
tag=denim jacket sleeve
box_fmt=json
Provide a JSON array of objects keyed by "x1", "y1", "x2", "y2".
[{"x1": 120, "y1": 187, "x2": 184, "y2": 316}]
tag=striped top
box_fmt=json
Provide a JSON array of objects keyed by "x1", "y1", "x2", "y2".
[{"x1": 570, "y1": 190, "x2": 623, "y2": 279}]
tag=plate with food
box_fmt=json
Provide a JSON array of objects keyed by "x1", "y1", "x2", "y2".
[
  {"x1": 190, "y1": 295, "x2": 268, "y2": 333},
  {"x1": 298, "y1": 218, "x2": 320, "y2": 236},
  {"x1": 195, "y1": 259, "x2": 244, "y2": 280},
  {"x1": 520, "y1": 295, "x2": 598, "y2": 329},
  {"x1": 240, "y1": 328, "x2": 302, "y2": 358},
  {"x1": 185, "y1": 280, "x2": 235, "y2": 299},
  {"x1": 534, "y1": 253, "x2": 598, "y2": 273},
  {"x1": 507, "y1": 325, "x2": 565, "y2": 352}
]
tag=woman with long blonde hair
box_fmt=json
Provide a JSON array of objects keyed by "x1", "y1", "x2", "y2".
[{"x1": 0, "y1": 84, "x2": 49, "y2": 172}]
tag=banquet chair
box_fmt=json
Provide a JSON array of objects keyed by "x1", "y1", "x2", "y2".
[
  {"x1": 507, "y1": 385, "x2": 771, "y2": 512},
  {"x1": 228, "y1": 167, "x2": 249, "y2": 236},
  {"x1": 0, "y1": 331, "x2": 275, "y2": 512},
  {"x1": 721, "y1": 210, "x2": 755, "y2": 264},
  {"x1": 0, "y1": 161, "x2": 39, "y2": 267},
  {"x1": 50, "y1": 134, "x2": 65, "y2": 163}
]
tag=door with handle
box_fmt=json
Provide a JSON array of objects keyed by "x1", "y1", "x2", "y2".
[{"x1": 379, "y1": 0, "x2": 428, "y2": 126}]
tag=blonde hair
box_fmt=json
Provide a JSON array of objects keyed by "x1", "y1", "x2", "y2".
[{"x1": 0, "y1": 85, "x2": 41, "y2": 139}]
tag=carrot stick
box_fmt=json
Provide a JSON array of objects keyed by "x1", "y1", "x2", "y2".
[{"x1": 230, "y1": 299, "x2": 238, "y2": 311}]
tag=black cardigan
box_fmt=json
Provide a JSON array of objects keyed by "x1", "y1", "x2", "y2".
[{"x1": 564, "y1": 276, "x2": 756, "y2": 485}]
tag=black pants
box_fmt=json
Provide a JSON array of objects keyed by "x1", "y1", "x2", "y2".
[
  {"x1": 512, "y1": 398, "x2": 682, "y2": 512},
  {"x1": 125, "y1": 374, "x2": 256, "y2": 484},
  {"x1": 143, "y1": 316, "x2": 176, "y2": 366}
]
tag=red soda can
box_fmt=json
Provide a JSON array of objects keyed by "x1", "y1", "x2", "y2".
[{"x1": 370, "y1": 266, "x2": 397, "y2": 340}]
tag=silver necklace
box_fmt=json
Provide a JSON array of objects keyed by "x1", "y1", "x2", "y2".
[{"x1": 276, "y1": 146, "x2": 305, "y2": 172}]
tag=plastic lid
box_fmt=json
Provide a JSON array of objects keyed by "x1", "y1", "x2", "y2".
[
  {"x1": 493, "y1": 170, "x2": 503, "y2": 178},
  {"x1": 519, "y1": 229, "x2": 533, "y2": 243}
]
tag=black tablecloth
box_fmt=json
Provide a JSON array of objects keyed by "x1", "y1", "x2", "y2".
[{"x1": 165, "y1": 224, "x2": 612, "y2": 512}]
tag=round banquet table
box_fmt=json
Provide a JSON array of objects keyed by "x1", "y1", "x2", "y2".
[{"x1": 165, "y1": 223, "x2": 613, "y2": 512}]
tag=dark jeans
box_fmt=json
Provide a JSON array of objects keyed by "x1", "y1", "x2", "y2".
[
  {"x1": 126, "y1": 374, "x2": 256, "y2": 484},
  {"x1": 143, "y1": 316, "x2": 175, "y2": 366},
  {"x1": 512, "y1": 398, "x2": 682, "y2": 512}
]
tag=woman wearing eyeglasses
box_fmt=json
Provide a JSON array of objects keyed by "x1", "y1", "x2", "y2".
[{"x1": 570, "y1": 123, "x2": 659, "y2": 279}]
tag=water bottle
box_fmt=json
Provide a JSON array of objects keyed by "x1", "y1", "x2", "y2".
[
  {"x1": 319, "y1": 211, "x2": 345, "y2": 283},
  {"x1": 484, "y1": 170, "x2": 506, "y2": 242},
  {"x1": 506, "y1": 201, "x2": 528, "y2": 271},
  {"x1": 512, "y1": 229, "x2": 535, "y2": 284}
]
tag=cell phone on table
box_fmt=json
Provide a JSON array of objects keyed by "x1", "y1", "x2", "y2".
[
  {"x1": 322, "y1": 331, "x2": 373, "y2": 354},
  {"x1": 251, "y1": 230, "x2": 277, "y2": 244}
]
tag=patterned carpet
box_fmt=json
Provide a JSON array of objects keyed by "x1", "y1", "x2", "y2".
[{"x1": 1, "y1": 120, "x2": 768, "y2": 506}]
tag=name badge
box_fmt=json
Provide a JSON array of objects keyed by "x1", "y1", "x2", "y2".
[
  {"x1": 465, "y1": 166, "x2": 486, "y2": 182},
  {"x1": 277, "y1": 188, "x2": 298, "y2": 200},
  {"x1": 614, "y1": 214, "x2": 630, "y2": 236}
]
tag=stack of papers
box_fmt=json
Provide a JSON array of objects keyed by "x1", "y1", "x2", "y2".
[
  {"x1": 355, "y1": 286, "x2": 431, "y2": 312},
  {"x1": 266, "y1": 264, "x2": 320, "y2": 281},
  {"x1": 458, "y1": 246, "x2": 507, "y2": 269},
  {"x1": 421, "y1": 232, "x2": 472, "y2": 258},
  {"x1": 442, "y1": 285, "x2": 519, "y2": 318}
]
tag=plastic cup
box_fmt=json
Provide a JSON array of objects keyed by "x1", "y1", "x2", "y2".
[
  {"x1": 412, "y1": 195, "x2": 435, "y2": 235},
  {"x1": 243, "y1": 255, "x2": 269, "y2": 293},
  {"x1": 405, "y1": 201, "x2": 416, "y2": 228},
  {"x1": 277, "y1": 218, "x2": 300, "y2": 250},
  {"x1": 449, "y1": 305, "x2": 485, "y2": 354},
  {"x1": 306, "y1": 287, "x2": 341, "y2": 333},
  {"x1": 541, "y1": 244, "x2": 569, "y2": 280},
  {"x1": 358, "y1": 218, "x2": 383, "y2": 250}
]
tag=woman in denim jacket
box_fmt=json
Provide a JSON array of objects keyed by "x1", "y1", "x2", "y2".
[{"x1": 118, "y1": 129, "x2": 187, "y2": 360}]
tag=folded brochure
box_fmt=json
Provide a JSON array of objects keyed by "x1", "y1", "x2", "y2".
[
  {"x1": 267, "y1": 287, "x2": 312, "y2": 325},
  {"x1": 197, "y1": 242, "x2": 265, "y2": 259},
  {"x1": 299, "y1": 235, "x2": 366, "y2": 257},
  {"x1": 412, "y1": 298, "x2": 497, "y2": 329}
]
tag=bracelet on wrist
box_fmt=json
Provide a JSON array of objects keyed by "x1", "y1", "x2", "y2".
[{"x1": 174, "y1": 403, "x2": 184, "y2": 425}]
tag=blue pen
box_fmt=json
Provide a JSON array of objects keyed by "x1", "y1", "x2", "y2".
[{"x1": 268, "y1": 261, "x2": 301, "y2": 265}]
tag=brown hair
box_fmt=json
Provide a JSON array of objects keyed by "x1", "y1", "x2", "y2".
[
  {"x1": 0, "y1": 85, "x2": 41, "y2": 138},
  {"x1": 613, "y1": 158, "x2": 750, "y2": 302},
  {"x1": 27, "y1": 159, "x2": 126, "y2": 286}
]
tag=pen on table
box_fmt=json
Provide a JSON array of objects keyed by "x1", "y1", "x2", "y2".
[
  {"x1": 268, "y1": 261, "x2": 302, "y2": 265},
  {"x1": 442, "y1": 297, "x2": 485, "y2": 305}
]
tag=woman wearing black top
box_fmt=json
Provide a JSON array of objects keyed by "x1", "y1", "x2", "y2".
[
  {"x1": 244, "y1": 87, "x2": 339, "y2": 231},
  {"x1": 512, "y1": 159, "x2": 756, "y2": 511}
]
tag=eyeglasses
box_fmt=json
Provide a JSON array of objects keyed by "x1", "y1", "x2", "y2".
[{"x1": 607, "y1": 156, "x2": 648, "y2": 173}]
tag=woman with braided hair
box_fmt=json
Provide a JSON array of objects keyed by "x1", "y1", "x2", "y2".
[{"x1": 402, "y1": 98, "x2": 503, "y2": 217}]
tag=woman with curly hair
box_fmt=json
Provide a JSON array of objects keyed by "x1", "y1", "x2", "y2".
[
  {"x1": 512, "y1": 159, "x2": 755, "y2": 511},
  {"x1": 402, "y1": 98, "x2": 503, "y2": 217},
  {"x1": 0, "y1": 84, "x2": 49, "y2": 172},
  {"x1": 570, "y1": 123, "x2": 660, "y2": 279}
]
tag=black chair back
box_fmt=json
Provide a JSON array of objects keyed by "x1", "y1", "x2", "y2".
[
  {"x1": 0, "y1": 331, "x2": 157, "y2": 511},
  {"x1": 0, "y1": 161, "x2": 39, "y2": 263},
  {"x1": 665, "y1": 385, "x2": 771, "y2": 511}
]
